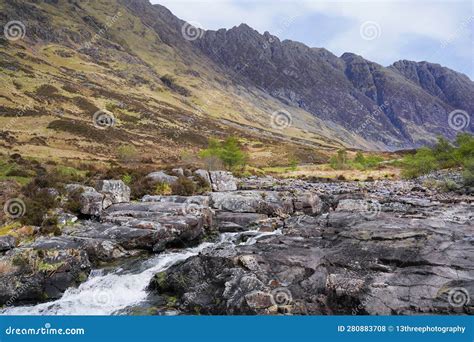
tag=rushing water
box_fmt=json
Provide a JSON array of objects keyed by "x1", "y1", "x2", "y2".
[{"x1": 1, "y1": 230, "x2": 280, "y2": 315}]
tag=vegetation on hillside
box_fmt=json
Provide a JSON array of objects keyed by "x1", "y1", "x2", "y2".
[
  {"x1": 329, "y1": 149, "x2": 384, "y2": 170},
  {"x1": 401, "y1": 133, "x2": 474, "y2": 184}
]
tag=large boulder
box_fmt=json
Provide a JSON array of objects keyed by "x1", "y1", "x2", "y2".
[
  {"x1": 0, "y1": 246, "x2": 91, "y2": 306},
  {"x1": 146, "y1": 171, "x2": 178, "y2": 185},
  {"x1": 95, "y1": 180, "x2": 131, "y2": 208},
  {"x1": 293, "y1": 192, "x2": 324, "y2": 215},
  {"x1": 194, "y1": 169, "x2": 211, "y2": 186},
  {"x1": 65, "y1": 184, "x2": 104, "y2": 216},
  {"x1": 209, "y1": 171, "x2": 237, "y2": 192},
  {"x1": 210, "y1": 191, "x2": 294, "y2": 216},
  {"x1": 216, "y1": 212, "x2": 268, "y2": 232}
]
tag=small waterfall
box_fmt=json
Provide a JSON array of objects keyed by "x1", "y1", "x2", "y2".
[{"x1": 1, "y1": 230, "x2": 278, "y2": 315}]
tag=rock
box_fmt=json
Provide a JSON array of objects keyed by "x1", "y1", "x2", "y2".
[
  {"x1": 210, "y1": 191, "x2": 293, "y2": 216},
  {"x1": 148, "y1": 198, "x2": 474, "y2": 315},
  {"x1": 65, "y1": 184, "x2": 104, "y2": 216},
  {"x1": 216, "y1": 212, "x2": 268, "y2": 232},
  {"x1": 293, "y1": 192, "x2": 324, "y2": 215},
  {"x1": 141, "y1": 195, "x2": 210, "y2": 207},
  {"x1": 172, "y1": 168, "x2": 184, "y2": 176},
  {"x1": 257, "y1": 217, "x2": 284, "y2": 232},
  {"x1": 95, "y1": 180, "x2": 131, "y2": 208},
  {"x1": 0, "y1": 235, "x2": 16, "y2": 252},
  {"x1": 0, "y1": 246, "x2": 91, "y2": 306},
  {"x1": 209, "y1": 171, "x2": 237, "y2": 192},
  {"x1": 57, "y1": 212, "x2": 78, "y2": 225},
  {"x1": 194, "y1": 169, "x2": 211, "y2": 186},
  {"x1": 59, "y1": 200, "x2": 216, "y2": 253},
  {"x1": 79, "y1": 189, "x2": 104, "y2": 216},
  {"x1": 146, "y1": 171, "x2": 178, "y2": 185},
  {"x1": 336, "y1": 198, "x2": 371, "y2": 212}
]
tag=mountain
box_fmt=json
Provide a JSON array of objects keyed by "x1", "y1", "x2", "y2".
[
  {"x1": 0, "y1": 0, "x2": 472, "y2": 167},
  {"x1": 196, "y1": 25, "x2": 473, "y2": 148}
]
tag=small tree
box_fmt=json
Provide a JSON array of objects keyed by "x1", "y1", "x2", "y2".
[
  {"x1": 220, "y1": 137, "x2": 246, "y2": 169},
  {"x1": 199, "y1": 137, "x2": 247, "y2": 170},
  {"x1": 354, "y1": 152, "x2": 366, "y2": 164},
  {"x1": 330, "y1": 149, "x2": 348, "y2": 169}
]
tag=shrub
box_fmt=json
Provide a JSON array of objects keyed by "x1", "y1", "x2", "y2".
[
  {"x1": 401, "y1": 147, "x2": 437, "y2": 178},
  {"x1": 194, "y1": 174, "x2": 211, "y2": 194},
  {"x1": 34, "y1": 84, "x2": 59, "y2": 97},
  {"x1": 40, "y1": 216, "x2": 61, "y2": 236},
  {"x1": 330, "y1": 149, "x2": 348, "y2": 170},
  {"x1": 6, "y1": 167, "x2": 31, "y2": 178},
  {"x1": 160, "y1": 75, "x2": 190, "y2": 96},
  {"x1": 19, "y1": 190, "x2": 58, "y2": 226},
  {"x1": 199, "y1": 137, "x2": 247, "y2": 170},
  {"x1": 65, "y1": 188, "x2": 84, "y2": 215},
  {"x1": 354, "y1": 152, "x2": 365, "y2": 164},
  {"x1": 130, "y1": 177, "x2": 156, "y2": 199},
  {"x1": 401, "y1": 134, "x2": 474, "y2": 179},
  {"x1": 155, "y1": 182, "x2": 172, "y2": 195},
  {"x1": 122, "y1": 174, "x2": 132, "y2": 185},
  {"x1": 117, "y1": 145, "x2": 138, "y2": 163},
  {"x1": 289, "y1": 158, "x2": 298, "y2": 171},
  {"x1": 462, "y1": 158, "x2": 474, "y2": 186},
  {"x1": 171, "y1": 177, "x2": 196, "y2": 196}
]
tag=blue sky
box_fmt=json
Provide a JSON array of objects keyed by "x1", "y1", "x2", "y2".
[{"x1": 152, "y1": 0, "x2": 473, "y2": 79}]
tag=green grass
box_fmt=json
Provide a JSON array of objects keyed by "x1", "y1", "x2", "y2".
[
  {"x1": 0, "y1": 222, "x2": 22, "y2": 237},
  {"x1": 0, "y1": 159, "x2": 32, "y2": 185}
]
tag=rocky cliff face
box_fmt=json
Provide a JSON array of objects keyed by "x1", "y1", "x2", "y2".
[{"x1": 196, "y1": 25, "x2": 473, "y2": 149}]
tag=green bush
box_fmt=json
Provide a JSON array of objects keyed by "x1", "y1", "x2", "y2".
[
  {"x1": 401, "y1": 133, "x2": 474, "y2": 180},
  {"x1": 462, "y1": 158, "x2": 474, "y2": 186},
  {"x1": 65, "y1": 188, "x2": 84, "y2": 215},
  {"x1": 401, "y1": 147, "x2": 437, "y2": 178},
  {"x1": 199, "y1": 137, "x2": 247, "y2": 170},
  {"x1": 40, "y1": 216, "x2": 61, "y2": 236}
]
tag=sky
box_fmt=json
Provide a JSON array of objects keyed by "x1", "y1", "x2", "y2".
[{"x1": 152, "y1": 0, "x2": 474, "y2": 80}]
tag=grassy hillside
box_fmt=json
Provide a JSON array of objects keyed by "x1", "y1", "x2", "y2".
[{"x1": 0, "y1": 0, "x2": 374, "y2": 170}]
